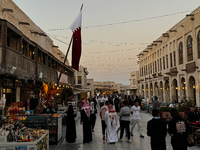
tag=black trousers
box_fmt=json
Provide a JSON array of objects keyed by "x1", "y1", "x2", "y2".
[
  {"x1": 172, "y1": 146, "x2": 187, "y2": 150},
  {"x1": 90, "y1": 114, "x2": 96, "y2": 130},
  {"x1": 120, "y1": 120, "x2": 130, "y2": 140},
  {"x1": 101, "y1": 120, "x2": 107, "y2": 135}
]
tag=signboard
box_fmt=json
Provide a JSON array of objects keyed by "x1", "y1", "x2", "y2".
[
  {"x1": 57, "y1": 72, "x2": 68, "y2": 84},
  {"x1": 170, "y1": 67, "x2": 178, "y2": 76}
]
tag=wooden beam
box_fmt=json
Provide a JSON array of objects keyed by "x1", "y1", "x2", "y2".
[
  {"x1": 153, "y1": 40, "x2": 162, "y2": 43},
  {"x1": 19, "y1": 22, "x2": 30, "y2": 26},
  {"x1": 31, "y1": 31, "x2": 46, "y2": 36},
  {"x1": 186, "y1": 14, "x2": 194, "y2": 17},
  {"x1": 170, "y1": 30, "x2": 177, "y2": 32},
  {"x1": 3, "y1": 8, "x2": 13, "y2": 13}
]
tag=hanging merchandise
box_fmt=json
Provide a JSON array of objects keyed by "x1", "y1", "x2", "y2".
[
  {"x1": 27, "y1": 99, "x2": 30, "y2": 110},
  {"x1": 0, "y1": 98, "x2": 6, "y2": 110}
]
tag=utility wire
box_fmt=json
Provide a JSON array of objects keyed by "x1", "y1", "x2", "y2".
[{"x1": 46, "y1": 11, "x2": 191, "y2": 32}]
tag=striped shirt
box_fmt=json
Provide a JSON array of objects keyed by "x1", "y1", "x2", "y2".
[{"x1": 118, "y1": 106, "x2": 130, "y2": 121}]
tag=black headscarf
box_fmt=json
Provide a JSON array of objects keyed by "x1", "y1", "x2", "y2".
[{"x1": 67, "y1": 105, "x2": 74, "y2": 117}]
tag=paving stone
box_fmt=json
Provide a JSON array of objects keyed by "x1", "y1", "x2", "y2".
[{"x1": 58, "y1": 110, "x2": 200, "y2": 150}]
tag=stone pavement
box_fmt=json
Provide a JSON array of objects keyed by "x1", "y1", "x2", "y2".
[{"x1": 58, "y1": 111, "x2": 200, "y2": 150}]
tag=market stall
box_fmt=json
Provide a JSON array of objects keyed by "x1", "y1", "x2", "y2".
[
  {"x1": 0, "y1": 130, "x2": 49, "y2": 150},
  {"x1": 1, "y1": 101, "x2": 63, "y2": 146},
  {"x1": 0, "y1": 122, "x2": 49, "y2": 150},
  {"x1": 19, "y1": 114, "x2": 62, "y2": 145}
]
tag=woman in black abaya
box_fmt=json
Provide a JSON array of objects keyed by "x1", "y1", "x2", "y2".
[{"x1": 66, "y1": 105, "x2": 77, "y2": 143}]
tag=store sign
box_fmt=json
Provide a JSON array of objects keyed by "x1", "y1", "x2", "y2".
[{"x1": 57, "y1": 72, "x2": 68, "y2": 84}]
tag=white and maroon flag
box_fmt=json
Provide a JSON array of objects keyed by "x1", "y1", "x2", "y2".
[{"x1": 69, "y1": 9, "x2": 82, "y2": 71}]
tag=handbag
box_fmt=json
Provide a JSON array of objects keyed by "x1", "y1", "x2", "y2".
[{"x1": 187, "y1": 134, "x2": 195, "y2": 147}]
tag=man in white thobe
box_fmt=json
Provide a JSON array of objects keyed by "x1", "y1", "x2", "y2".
[{"x1": 105, "y1": 104, "x2": 118, "y2": 144}]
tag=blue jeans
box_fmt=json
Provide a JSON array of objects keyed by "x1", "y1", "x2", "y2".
[
  {"x1": 151, "y1": 145, "x2": 166, "y2": 150},
  {"x1": 100, "y1": 102, "x2": 104, "y2": 108}
]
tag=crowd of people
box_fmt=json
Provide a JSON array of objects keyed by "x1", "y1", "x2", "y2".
[{"x1": 65, "y1": 94, "x2": 200, "y2": 150}]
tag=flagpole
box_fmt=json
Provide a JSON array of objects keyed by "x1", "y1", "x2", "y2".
[
  {"x1": 80, "y1": 4, "x2": 83, "y2": 11},
  {"x1": 57, "y1": 34, "x2": 73, "y2": 86},
  {"x1": 57, "y1": 4, "x2": 83, "y2": 86}
]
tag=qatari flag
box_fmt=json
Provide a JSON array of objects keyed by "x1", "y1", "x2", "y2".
[{"x1": 69, "y1": 9, "x2": 82, "y2": 71}]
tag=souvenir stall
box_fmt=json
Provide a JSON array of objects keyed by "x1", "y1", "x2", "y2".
[
  {"x1": 0, "y1": 102, "x2": 49, "y2": 150},
  {"x1": 0, "y1": 101, "x2": 62, "y2": 146}
]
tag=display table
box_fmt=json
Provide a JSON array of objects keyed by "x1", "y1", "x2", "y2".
[
  {"x1": 19, "y1": 114, "x2": 62, "y2": 145},
  {"x1": 0, "y1": 130, "x2": 49, "y2": 150}
]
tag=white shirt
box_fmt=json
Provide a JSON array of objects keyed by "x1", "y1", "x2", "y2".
[
  {"x1": 98, "y1": 97, "x2": 105, "y2": 103},
  {"x1": 104, "y1": 97, "x2": 108, "y2": 101},
  {"x1": 131, "y1": 105, "x2": 140, "y2": 120}
]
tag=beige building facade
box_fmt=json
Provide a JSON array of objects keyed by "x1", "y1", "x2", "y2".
[
  {"x1": 74, "y1": 66, "x2": 89, "y2": 89},
  {"x1": 94, "y1": 81, "x2": 130, "y2": 95},
  {"x1": 86, "y1": 79, "x2": 94, "y2": 98},
  {"x1": 130, "y1": 71, "x2": 140, "y2": 96},
  {"x1": 0, "y1": 0, "x2": 74, "y2": 106},
  {"x1": 138, "y1": 6, "x2": 200, "y2": 106}
]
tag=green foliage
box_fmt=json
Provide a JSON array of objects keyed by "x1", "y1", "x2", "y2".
[
  {"x1": 159, "y1": 107, "x2": 172, "y2": 112},
  {"x1": 183, "y1": 100, "x2": 194, "y2": 111},
  {"x1": 177, "y1": 106, "x2": 185, "y2": 112}
]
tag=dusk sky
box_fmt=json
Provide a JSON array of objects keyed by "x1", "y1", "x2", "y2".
[{"x1": 13, "y1": 0, "x2": 200, "y2": 85}]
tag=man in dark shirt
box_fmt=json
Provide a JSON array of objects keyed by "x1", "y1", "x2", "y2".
[
  {"x1": 188, "y1": 105, "x2": 200, "y2": 122},
  {"x1": 152, "y1": 96, "x2": 159, "y2": 110},
  {"x1": 147, "y1": 109, "x2": 167, "y2": 150},
  {"x1": 114, "y1": 96, "x2": 120, "y2": 112}
]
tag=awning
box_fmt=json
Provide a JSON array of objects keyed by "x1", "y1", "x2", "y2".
[{"x1": 73, "y1": 88, "x2": 91, "y2": 94}]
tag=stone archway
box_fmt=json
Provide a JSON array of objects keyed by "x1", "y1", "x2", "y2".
[
  {"x1": 154, "y1": 82, "x2": 158, "y2": 97},
  {"x1": 146, "y1": 83, "x2": 149, "y2": 99},
  {"x1": 160, "y1": 81, "x2": 164, "y2": 101},
  {"x1": 138, "y1": 85, "x2": 140, "y2": 96},
  {"x1": 150, "y1": 83, "x2": 153, "y2": 100},
  {"x1": 180, "y1": 77, "x2": 186, "y2": 101},
  {"x1": 164, "y1": 80, "x2": 170, "y2": 102},
  {"x1": 171, "y1": 79, "x2": 178, "y2": 102},
  {"x1": 188, "y1": 76, "x2": 196, "y2": 105},
  {"x1": 141, "y1": 84, "x2": 144, "y2": 98}
]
